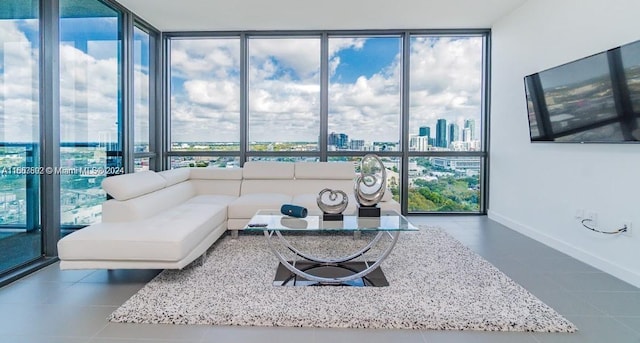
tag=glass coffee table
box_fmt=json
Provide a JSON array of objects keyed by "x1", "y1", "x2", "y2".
[{"x1": 244, "y1": 209, "x2": 418, "y2": 287}]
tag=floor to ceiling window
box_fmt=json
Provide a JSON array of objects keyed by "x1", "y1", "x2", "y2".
[
  {"x1": 169, "y1": 37, "x2": 241, "y2": 168},
  {"x1": 59, "y1": 0, "x2": 123, "y2": 226},
  {"x1": 133, "y1": 23, "x2": 154, "y2": 172},
  {"x1": 166, "y1": 31, "x2": 489, "y2": 214},
  {"x1": 0, "y1": 0, "x2": 42, "y2": 274},
  {"x1": 0, "y1": 0, "x2": 160, "y2": 283},
  {"x1": 408, "y1": 36, "x2": 485, "y2": 212},
  {"x1": 327, "y1": 35, "x2": 403, "y2": 202}
]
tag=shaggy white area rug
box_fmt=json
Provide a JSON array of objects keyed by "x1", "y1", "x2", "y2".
[{"x1": 109, "y1": 228, "x2": 576, "y2": 332}]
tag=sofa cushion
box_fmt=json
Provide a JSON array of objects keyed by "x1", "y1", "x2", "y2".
[
  {"x1": 157, "y1": 168, "x2": 191, "y2": 187},
  {"x1": 58, "y1": 202, "x2": 227, "y2": 262},
  {"x1": 190, "y1": 167, "x2": 243, "y2": 180},
  {"x1": 242, "y1": 161, "x2": 294, "y2": 179},
  {"x1": 184, "y1": 194, "x2": 237, "y2": 207},
  {"x1": 190, "y1": 179, "x2": 242, "y2": 196},
  {"x1": 228, "y1": 193, "x2": 292, "y2": 219},
  {"x1": 102, "y1": 181, "x2": 196, "y2": 222},
  {"x1": 294, "y1": 162, "x2": 355, "y2": 180},
  {"x1": 240, "y1": 179, "x2": 300, "y2": 196},
  {"x1": 292, "y1": 179, "x2": 355, "y2": 196},
  {"x1": 102, "y1": 170, "x2": 166, "y2": 201}
]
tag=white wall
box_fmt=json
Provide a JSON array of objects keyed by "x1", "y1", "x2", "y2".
[{"x1": 490, "y1": 0, "x2": 640, "y2": 287}]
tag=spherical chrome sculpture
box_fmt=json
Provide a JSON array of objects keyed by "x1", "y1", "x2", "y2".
[
  {"x1": 316, "y1": 188, "x2": 349, "y2": 214},
  {"x1": 354, "y1": 154, "x2": 387, "y2": 207}
]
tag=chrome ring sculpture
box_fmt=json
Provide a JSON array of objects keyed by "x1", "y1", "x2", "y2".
[
  {"x1": 354, "y1": 154, "x2": 387, "y2": 206},
  {"x1": 316, "y1": 188, "x2": 349, "y2": 214}
]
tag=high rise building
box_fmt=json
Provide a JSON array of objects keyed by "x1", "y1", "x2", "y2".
[
  {"x1": 328, "y1": 132, "x2": 348, "y2": 149},
  {"x1": 436, "y1": 119, "x2": 447, "y2": 148},
  {"x1": 410, "y1": 135, "x2": 429, "y2": 151},
  {"x1": 419, "y1": 126, "x2": 430, "y2": 137},
  {"x1": 463, "y1": 127, "x2": 472, "y2": 142},
  {"x1": 464, "y1": 119, "x2": 476, "y2": 141},
  {"x1": 349, "y1": 139, "x2": 365, "y2": 150},
  {"x1": 448, "y1": 123, "x2": 459, "y2": 146}
]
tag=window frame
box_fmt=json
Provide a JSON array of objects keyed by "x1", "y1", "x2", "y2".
[{"x1": 162, "y1": 30, "x2": 490, "y2": 215}]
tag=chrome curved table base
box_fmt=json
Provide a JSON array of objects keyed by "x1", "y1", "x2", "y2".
[{"x1": 264, "y1": 229, "x2": 400, "y2": 285}]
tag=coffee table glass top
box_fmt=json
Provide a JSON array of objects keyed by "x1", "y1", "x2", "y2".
[{"x1": 245, "y1": 209, "x2": 419, "y2": 232}]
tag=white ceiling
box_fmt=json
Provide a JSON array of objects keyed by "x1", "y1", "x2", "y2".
[{"x1": 115, "y1": 0, "x2": 527, "y2": 32}]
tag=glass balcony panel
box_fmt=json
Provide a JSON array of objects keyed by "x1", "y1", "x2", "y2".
[{"x1": 0, "y1": 0, "x2": 42, "y2": 274}]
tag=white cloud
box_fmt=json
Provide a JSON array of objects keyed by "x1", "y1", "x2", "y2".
[
  {"x1": 245, "y1": 38, "x2": 321, "y2": 142},
  {"x1": 169, "y1": 39, "x2": 243, "y2": 142},
  {"x1": 328, "y1": 38, "x2": 366, "y2": 57},
  {"x1": 184, "y1": 79, "x2": 240, "y2": 109},
  {"x1": 1, "y1": 24, "x2": 484, "y2": 147},
  {"x1": 249, "y1": 38, "x2": 320, "y2": 80},
  {"x1": 409, "y1": 37, "x2": 483, "y2": 134},
  {"x1": 166, "y1": 36, "x2": 485, "y2": 144},
  {"x1": 59, "y1": 43, "x2": 120, "y2": 143},
  {"x1": 0, "y1": 20, "x2": 39, "y2": 143},
  {"x1": 171, "y1": 39, "x2": 240, "y2": 80}
]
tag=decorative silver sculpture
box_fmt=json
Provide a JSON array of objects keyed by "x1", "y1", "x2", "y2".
[
  {"x1": 316, "y1": 188, "x2": 349, "y2": 216},
  {"x1": 354, "y1": 154, "x2": 386, "y2": 216}
]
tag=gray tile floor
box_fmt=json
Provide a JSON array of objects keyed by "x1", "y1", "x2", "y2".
[{"x1": 1, "y1": 216, "x2": 639, "y2": 343}]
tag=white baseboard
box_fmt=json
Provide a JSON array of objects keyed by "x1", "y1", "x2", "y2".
[{"x1": 488, "y1": 210, "x2": 640, "y2": 288}]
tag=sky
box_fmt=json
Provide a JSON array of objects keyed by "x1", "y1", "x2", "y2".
[
  {"x1": 0, "y1": 15, "x2": 483, "y2": 145},
  {"x1": 170, "y1": 35, "x2": 484, "y2": 144}
]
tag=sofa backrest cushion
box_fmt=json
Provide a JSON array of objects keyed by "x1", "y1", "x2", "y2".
[
  {"x1": 291, "y1": 162, "x2": 354, "y2": 196},
  {"x1": 188, "y1": 167, "x2": 242, "y2": 196},
  {"x1": 242, "y1": 161, "x2": 294, "y2": 180},
  {"x1": 102, "y1": 181, "x2": 196, "y2": 222},
  {"x1": 190, "y1": 167, "x2": 243, "y2": 180},
  {"x1": 157, "y1": 168, "x2": 191, "y2": 187},
  {"x1": 294, "y1": 161, "x2": 394, "y2": 202},
  {"x1": 102, "y1": 170, "x2": 166, "y2": 201},
  {"x1": 240, "y1": 162, "x2": 296, "y2": 195},
  {"x1": 293, "y1": 179, "x2": 355, "y2": 196}
]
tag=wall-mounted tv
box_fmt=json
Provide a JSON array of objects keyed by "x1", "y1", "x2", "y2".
[{"x1": 524, "y1": 39, "x2": 640, "y2": 143}]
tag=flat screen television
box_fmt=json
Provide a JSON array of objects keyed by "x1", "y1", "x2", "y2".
[{"x1": 524, "y1": 39, "x2": 640, "y2": 143}]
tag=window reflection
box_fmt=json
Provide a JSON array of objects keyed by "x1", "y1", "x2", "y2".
[
  {"x1": 59, "y1": 0, "x2": 122, "y2": 226},
  {"x1": 0, "y1": 0, "x2": 42, "y2": 274}
]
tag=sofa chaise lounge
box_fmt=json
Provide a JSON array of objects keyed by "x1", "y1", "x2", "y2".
[{"x1": 57, "y1": 161, "x2": 400, "y2": 270}]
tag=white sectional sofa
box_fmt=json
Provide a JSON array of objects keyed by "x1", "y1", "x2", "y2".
[{"x1": 57, "y1": 161, "x2": 400, "y2": 270}]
